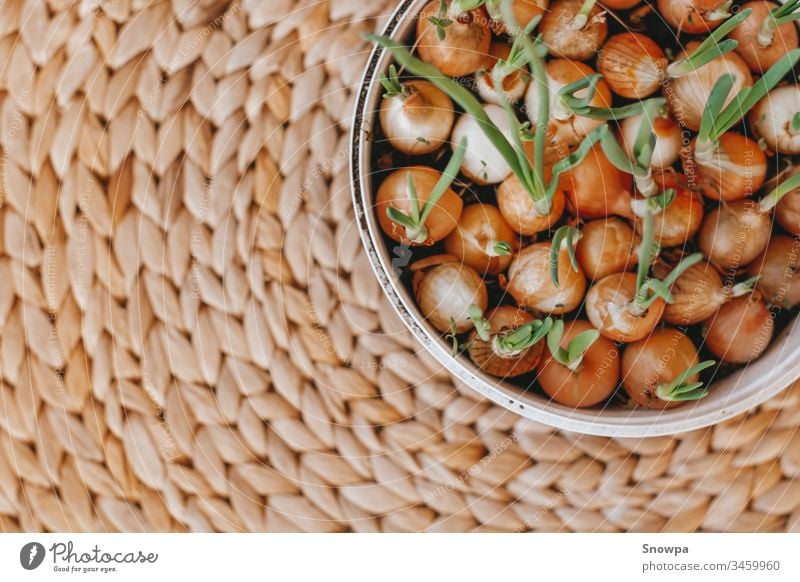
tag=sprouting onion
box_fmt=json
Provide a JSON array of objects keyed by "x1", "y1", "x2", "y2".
[
  {"x1": 573, "y1": 0, "x2": 598, "y2": 29},
  {"x1": 494, "y1": 316, "x2": 554, "y2": 355},
  {"x1": 758, "y1": 0, "x2": 800, "y2": 47},
  {"x1": 549, "y1": 225, "x2": 582, "y2": 287},
  {"x1": 428, "y1": 0, "x2": 454, "y2": 41},
  {"x1": 758, "y1": 170, "x2": 800, "y2": 214},
  {"x1": 655, "y1": 360, "x2": 716, "y2": 402},
  {"x1": 546, "y1": 318, "x2": 601, "y2": 372}
]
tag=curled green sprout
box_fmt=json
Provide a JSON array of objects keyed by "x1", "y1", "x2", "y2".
[
  {"x1": 655, "y1": 360, "x2": 717, "y2": 402},
  {"x1": 559, "y1": 76, "x2": 664, "y2": 122},
  {"x1": 574, "y1": 0, "x2": 598, "y2": 30},
  {"x1": 468, "y1": 304, "x2": 492, "y2": 341},
  {"x1": 493, "y1": 241, "x2": 513, "y2": 256},
  {"x1": 546, "y1": 319, "x2": 600, "y2": 372},
  {"x1": 494, "y1": 316, "x2": 553, "y2": 357},
  {"x1": 379, "y1": 65, "x2": 408, "y2": 99},
  {"x1": 759, "y1": 0, "x2": 800, "y2": 47},
  {"x1": 758, "y1": 170, "x2": 800, "y2": 213},
  {"x1": 385, "y1": 138, "x2": 467, "y2": 243},
  {"x1": 666, "y1": 9, "x2": 751, "y2": 78},
  {"x1": 549, "y1": 225, "x2": 582, "y2": 287}
]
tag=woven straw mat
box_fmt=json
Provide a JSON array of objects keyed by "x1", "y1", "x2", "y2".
[{"x1": 0, "y1": 0, "x2": 799, "y2": 534}]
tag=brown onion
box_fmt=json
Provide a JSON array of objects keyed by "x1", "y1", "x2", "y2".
[
  {"x1": 698, "y1": 198, "x2": 772, "y2": 271},
  {"x1": 749, "y1": 86, "x2": 800, "y2": 155},
  {"x1": 620, "y1": 112, "x2": 682, "y2": 171},
  {"x1": 691, "y1": 132, "x2": 767, "y2": 202},
  {"x1": 730, "y1": 1, "x2": 800, "y2": 72},
  {"x1": 775, "y1": 169, "x2": 800, "y2": 235},
  {"x1": 416, "y1": 1, "x2": 491, "y2": 77},
  {"x1": 444, "y1": 203, "x2": 519, "y2": 275},
  {"x1": 467, "y1": 307, "x2": 544, "y2": 377},
  {"x1": 507, "y1": 242, "x2": 587, "y2": 314},
  {"x1": 414, "y1": 261, "x2": 488, "y2": 333},
  {"x1": 635, "y1": 174, "x2": 704, "y2": 247},
  {"x1": 747, "y1": 235, "x2": 800, "y2": 309},
  {"x1": 496, "y1": 175, "x2": 566, "y2": 235},
  {"x1": 379, "y1": 80, "x2": 455, "y2": 155},
  {"x1": 563, "y1": 143, "x2": 635, "y2": 220},
  {"x1": 575, "y1": 217, "x2": 640, "y2": 281},
  {"x1": 540, "y1": 0, "x2": 608, "y2": 61},
  {"x1": 597, "y1": 33, "x2": 667, "y2": 99},
  {"x1": 703, "y1": 293, "x2": 774, "y2": 363},
  {"x1": 654, "y1": 259, "x2": 731, "y2": 325},
  {"x1": 585, "y1": 272, "x2": 666, "y2": 342},
  {"x1": 657, "y1": 0, "x2": 731, "y2": 34}
]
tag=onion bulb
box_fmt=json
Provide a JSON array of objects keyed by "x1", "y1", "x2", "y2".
[
  {"x1": 775, "y1": 169, "x2": 800, "y2": 235},
  {"x1": 413, "y1": 261, "x2": 488, "y2": 333},
  {"x1": 467, "y1": 307, "x2": 546, "y2": 377},
  {"x1": 656, "y1": 0, "x2": 731, "y2": 34},
  {"x1": 540, "y1": 0, "x2": 608, "y2": 61},
  {"x1": 443, "y1": 203, "x2": 519, "y2": 275},
  {"x1": 703, "y1": 293, "x2": 774, "y2": 363},
  {"x1": 691, "y1": 132, "x2": 767, "y2": 202},
  {"x1": 486, "y1": 0, "x2": 549, "y2": 34},
  {"x1": 635, "y1": 174, "x2": 704, "y2": 247},
  {"x1": 747, "y1": 235, "x2": 800, "y2": 309},
  {"x1": 496, "y1": 175, "x2": 566, "y2": 236},
  {"x1": 730, "y1": 1, "x2": 800, "y2": 72},
  {"x1": 452, "y1": 104, "x2": 516, "y2": 184},
  {"x1": 575, "y1": 218, "x2": 640, "y2": 281},
  {"x1": 416, "y1": 1, "x2": 492, "y2": 78},
  {"x1": 597, "y1": 33, "x2": 667, "y2": 99},
  {"x1": 475, "y1": 42, "x2": 530, "y2": 105},
  {"x1": 562, "y1": 143, "x2": 635, "y2": 220},
  {"x1": 507, "y1": 241, "x2": 587, "y2": 314},
  {"x1": 538, "y1": 319, "x2": 620, "y2": 408},
  {"x1": 749, "y1": 86, "x2": 800, "y2": 154},
  {"x1": 620, "y1": 112, "x2": 682, "y2": 171},
  {"x1": 585, "y1": 272, "x2": 666, "y2": 342},
  {"x1": 698, "y1": 199, "x2": 772, "y2": 271},
  {"x1": 379, "y1": 79, "x2": 455, "y2": 155}
]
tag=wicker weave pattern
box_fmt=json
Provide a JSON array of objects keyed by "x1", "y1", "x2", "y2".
[{"x1": 0, "y1": 0, "x2": 798, "y2": 533}]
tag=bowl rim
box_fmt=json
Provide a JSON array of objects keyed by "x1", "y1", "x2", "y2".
[{"x1": 349, "y1": 0, "x2": 800, "y2": 437}]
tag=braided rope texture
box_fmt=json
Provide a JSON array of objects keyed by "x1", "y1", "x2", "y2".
[{"x1": 0, "y1": 0, "x2": 799, "y2": 533}]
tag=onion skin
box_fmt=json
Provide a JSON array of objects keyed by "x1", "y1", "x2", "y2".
[
  {"x1": 747, "y1": 235, "x2": 800, "y2": 309},
  {"x1": 656, "y1": 0, "x2": 730, "y2": 34},
  {"x1": 507, "y1": 242, "x2": 587, "y2": 314},
  {"x1": 637, "y1": 174, "x2": 704, "y2": 247},
  {"x1": 730, "y1": 1, "x2": 799, "y2": 73},
  {"x1": 749, "y1": 86, "x2": 800, "y2": 155},
  {"x1": 540, "y1": 0, "x2": 608, "y2": 61},
  {"x1": 538, "y1": 320, "x2": 620, "y2": 408},
  {"x1": 698, "y1": 199, "x2": 771, "y2": 271},
  {"x1": 563, "y1": 143, "x2": 635, "y2": 220},
  {"x1": 496, "y1": 175, "x2": 566, "y2": 236},
  {"x1": 575, "y1": 218, "x2": 639, "y2": 281},
  {"x1": 379, "y1": 80, "x2": 455, "y2": 155},
  {"x1": 621, "y1": 328, "x2": 702, "y2": 409},
  {"x1": 691, "y1": 133, "x2": 767, "y2": 202},
  {"x1": 703, "y1": 294, "x2": 774, "y2": 363},
  {"x1": 415, "y1": 262, "x2": 488, "y2": 333},
  {"x1": 654, "y1": 260, "x2": 728, "y2": 325},
  {"x1": 376, "y1": 166, "x2": 463, "y2": 245},
  {"x1": 585, "y1": 272, "x2": 666, "y2": 342},
  {"x1": 452, "y1": 105, "x2": 515, "y2": 184},
  {"x1": 487, "y1": 0, "x2": 549, "y2": 34},
  {"x1": 776, "y1": 172, "x2": 800, "y2": 236},
  {"x1": 467, "y1": 307, "x2": 544, "y2": 377},
  {"x1": 620, "y1": 113, "x2": 682, "y2": 171},
  {"x1": 597, "y1": 33, "x2": 667, "y2": 99},
  {"x1": 667, "y1": 44, "x2": 752, "y2": 132},
  {"x1": 416, "y1": 1, "x2": 491, "y2": 78},
  {"x1": 475, "y1": 43, "x2": 529, "y2": 105},
  {"x1": 444, "y1": 204, "x2": 519, "y2": 275}
]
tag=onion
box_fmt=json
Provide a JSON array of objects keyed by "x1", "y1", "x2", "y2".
[
  {"x1": 654, "y1": 258, "x2": 736, "y2": 325},
  {"x1": 575, "y1": 217, "x2": 639, "y2": 281},
  {"x1": 467, "y1": 307, "x2": 545, "y2": 377},
  {"x1": 747, "y1": 235, "x2": 800, "y2": 309},
  {"x1": 507, "y1": 241, "x2": 587, "y2": 314},
  {"x1": 537, "y1": 319, "x2": 620, "y2": 407},
  {"x1": 703, "y1": 293, "x2": 774, "y2": 363},
  {"x1": 443, "y1": 203, "x2": 519, "y2": 275},
  {"x1": 775, "y1": 169, "x2": 800, "y2": 235},
  {"x1": 597, "y1": 33, "x2": 667, "y2": 99},
  {"x1": 749, "y1": 86, "x2": 800, "y2": 154},
  {"x1": 379, "y1": 80, "x2": 455, "y2": 155},
  {"x1": 475, "y1": 42, "x2": 530, "y2": 105},
  {"x1": 620, "y1": 112, "x2": 682, "y2": 171},
  {"x1": 452, "y1": 104, "x2": 516, "y2": 184},
  {"x1": 496, "y1": 175, "x2": 566, "y2": 235},
  {"x1": 487, "y1": 0, "x2": 549, "y2": 34},
  {"x1": 562, "y1": 143, "x2": 635, "y2": 220},
  {"x1": 730, "y1": 1, "x2": 800, "y2": 72},
  {"x1": 621, "y1": 328, "x2": 704, "y2": 409},
  {"x1": 666, "y1": 44, "x2": 752, "y2": 131},
  {"x1": 585, "y1": 272, "x2": 666, "y2": 342},
  {"x1": 376, "y1": 166, "x2": 463, "y2": 245},
  {"x1": 416, "y1": 1, "x2": 491, "y2": 78},
  {"x1": 540, "y1": 0, "x2": 608, "y2": 61},
  {"x1": 698, "y1": 198, "x2": 772, "y2": 271},
  {"x1": 636, "y1": 174, "x2": 704, "y2": 247},
  {"x1": 656, "y1": 0, "x2": 731, "y2": 33},
  {"x1": 414, "y1": 261, "x2": 488, "y2": 333},
  {"x1": 691, "y1": 132, "x2": 767, "y2": 202}
]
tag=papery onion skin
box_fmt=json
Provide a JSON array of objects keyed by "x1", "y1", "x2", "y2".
[
  {"x1": 749, "y1": 86, "x2": 800, "y2": 155},
  {"x1": 653, "y1": 260, "x2": 727, "y2": 325},
  {"x1": 563, "y1": 143, "x2": 635, "y2": 220},
  {"x1": 575, "y1": 217, "x2": 639, "y2": 281},
  {"x1": 747, "y1": 235, "x2": 800, "y2": 309},
  {"x1": 620, "y1": 113, "x2": 682, "y2": 171},
  {"x1": 415, "y1": 262, "x2": 488, "y2": 333},
  {"x1": 776, "y1": 173, "x2": 800, "y2": 236},
  {"x1": 376, "y1": 166, "x2": 463, "y2": 245},
  {"x1": 379, "y1": 80, "x2": 455, "y2": 155},
  {"x1": 691, "y1": 133, "x2": 767, "y2": 202},
  {"x1": 416, "y1": 1, "x2": 492, "y2": 77},
  {"x1": 475, "y1": 43, "x2": 530, "y2": 105},
  {"x1": 496, "y1": 175, "x2": 566, "y2": 236},
  {"x1": 703, "y1": 293, "x2": 774, "y2": 363},
  {"x1": 656, "y1": 0, "x2": 730, "y2": 34},
  {"x1": 444, "y1": 204, "x2": 519, "y2": 275},
  {"x1": 666, "y1": 45, "x2": 752, "y2": 132},
  {"x1": 598, "y1": 33, "x2": 667, "y2": 99},
  {"x1": 507, "y1": 242, "x2": 587, "y2": 314},
  {"x1": 621, "y1": 327, "x2": 702, "y2": 409},
  {"x1": 585, "y1": 272, "x2": 666, "y2": 342},
  {"x1": 452, "y1": 104, "x2": 515, "y2": 185},
  {"x1": 636, "y1": 174, "x2": 704, "y2": 247},
  {"x1": 730, "y1": 1, "x2": 799, "y2": 73},
  {"x1": 538, "y1": 320, "x2": 620, "y2": 408},
  {"x1": 698, "y1": 199, "x2": 771, "y2": 271},
  {"x1": 467, "y1": 307, "x2": 543, "y2": 377},
  {"x1": 540, "y1": 0, "x2": 608, "y2": 61}
]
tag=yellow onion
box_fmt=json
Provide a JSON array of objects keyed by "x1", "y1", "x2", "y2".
[
  {"x1": 703, "y1": 293, "x2": 774, "y2": 363},
  {"x1": 538, "y1": 320, "x2": 620, "y2": 407},
  {"x1": 691, "y1": 132, "x2": 767, "y2": 202},
  {"x1": 575, "y1": 217, "x2": 640, "y2": 281},
  {"x1": 540, "y1": 0, "x2": 608, "y2": 61},
  {"x1": 657, "y1": 0, "x2": 731, "y2": 34},
  {"x1": 747, "y1": 235, "x2": 800, "y2": 309},
  {"x1": 416, "y1": 1, "x2": 491, "y2": 77},
  {"x1": 775, "y1": 169, "x2": 800, "y2": 235},
  {"x1": 620, "y1": 112, "x2": 682, "y2": 171},
  {"x1": 622, "y1": 328, "x2": 703, "y2": 409},
  {"x1": 452, "y1": 104, "x2": 516, "y2": 184},
  {"x1": 507, "y1": 242, "x2": 587, "y2": 314},
  {"x1": 654, "y1": 259, "x2": 737, "y2": 325},
  {"x1": 562, "y1": 143, "x2": 635, "y2": 220},
  {"x1": 730, "y1": 1, "x2": 799, "y2": 72},
  {"x1": 475, "y1": 42, "x2": 530, "y2": 105},
  {"x1": 413, "y1": 261, "x2": 488, "y2": 333},
  {"x1": 467, "y1": 307, "x2": 544, "y2": 377},
  {"x1": 749, "y1": 86, "x2": 800, "y2": 154},
  {"x1": 487, "y1": 0, "x2": 549, "y2": 34},
  {"x1": 635, "y1": 175, "x2": 704, "y2": 247},
  {"x1": 666, "y1": 44, "x2": 752, "y2": 131},
  {"x1": 585, "y1": 272, "x2": 666, "y2": 342},
  {"x1": 443, "y1": 203, "x2": 519, "y2": 275},
  {"x1": 698, "y1": 198, "x2": 772, "y2": 271},
  {"x1": 496, "y1": 175, "x2": 566, "y2": 235},
  {"x1": 379, "y1": 80, "x2": 455, "y2": 155},
  {"x1": 597, "y1": 33, "x2": 667, "y2": 99}
]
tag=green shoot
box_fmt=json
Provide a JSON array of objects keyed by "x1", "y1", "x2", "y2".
[
  {"x1": 493, "y1": 241, "x2": 513, "y2": 256},
  {"x1": 666, "y1": 9, "x2": 751, "y2": 78},
  {"x1": 758, "y1": 170, "x2": 800, "y2": 213},
  {"x1": 655, "y1": 360, "x2": 716, "y2": 402},
  {"x1": 428, "y1": 0, "x2": 453, "y2": 41},
  {"x1": 468, "y1": 304, "x2": 491, "y2": 341},
  {"x1": 728, "y1": 275, "x2": 759, "y2": 298},
  {"x1": 446, "y1": 317, "x2": 461, "y2": 356},
  {"x1": 549, "y1": 225, "x2": 581, "y2": 287},
  {"x1": 759, "y1": 0, "x2": 800, "y2": 47},
  {"x1": 559, "y1": 76, "x2": 664, "y2": 122},
  {"x1": 793, "y1": 112, "x2": 800, "y2": 133},
  {"x1": 574, "y1": 0, "x2": 597, "y2": 30},
  {"x1": 494, "y1": 316, "x2": 553, "y2": 355},
  {"x1": 546, "y1": 319, "x2": 600, "y2": 372},
  {"x1": 379, "y1": 65, "x2": 407, "y2": 98}
]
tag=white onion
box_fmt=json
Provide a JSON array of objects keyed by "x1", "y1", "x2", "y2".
[
  {"x1": 620, "y1": 112, "x2": 682, "y2": 171},
  {"x1": 452, "y1": 104, "x2": 515, "y2": 185},
  {"x1": 749, "y1": 85, "x2": 800, "y2": 154}
]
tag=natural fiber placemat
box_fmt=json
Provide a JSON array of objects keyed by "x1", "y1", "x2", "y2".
[{"x1": 0, "y1": 0, "x2": 798, "y2": 533}]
